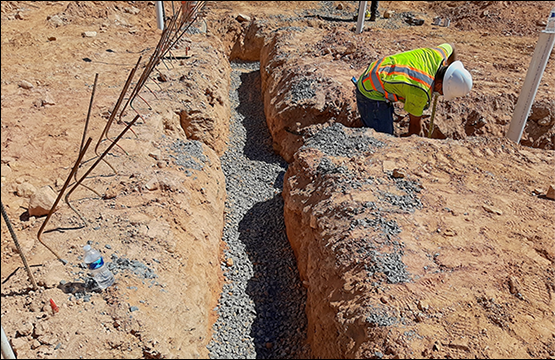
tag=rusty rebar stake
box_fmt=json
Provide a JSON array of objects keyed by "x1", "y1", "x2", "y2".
[
  {"x1": 37, "y1": 137, "x2": 93, "y2": 265},
  {"x1": 64, "y1": 116, "x2": 140, "y2": 224},
  {"x1": 74, "y1": 73, "x2": 103, "y2": 198},
  {"x1": 143, "y1": 83, "x2": 160, "y2": 100},
  {"x1": 129, "y1": 99, "x2": 148, "y2": 124},
  {"x1": 96, "y1": 56, "x2": 142, "y2": 148},
  {"x1": 32, "y1": 3, "x2": 209, "y2": 256},
  {"x1": 79, "y1": 73, "x2": 98, "y2": 156},
  {"x1": 94, "y1": 56, "x2": 143, "y2": 172},
  {"x1": 1, "y1": 201, "x2": 38, "y2": 290}
]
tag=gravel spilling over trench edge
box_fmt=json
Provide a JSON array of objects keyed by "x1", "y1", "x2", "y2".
[{"x1": 207, "y1": 62, "x2": 310, "y2": 359}]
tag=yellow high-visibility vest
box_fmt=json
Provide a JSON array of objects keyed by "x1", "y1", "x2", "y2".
[{"x1": 357, "y1": 43, "x2": 452, "y2": 116}]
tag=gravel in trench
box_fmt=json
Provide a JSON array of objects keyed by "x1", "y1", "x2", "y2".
[{"x1": 207, "y1": 61, "x2": 310, "y2": 359}]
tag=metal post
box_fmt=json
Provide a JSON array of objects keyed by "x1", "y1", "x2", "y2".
[
  {"x1": 356, "y1": 1, "x2": 367, "y2": 34},
  {"x1": 155, "y1": 1, "x2": 165, "y2": 30},
  {"x1": 1, "y1": 325, "x2": 16, "y2": 359},
  {"x1": 1, "y1": 201, "x2": 38, "y2": 289},
  {"x1": 506, "y1": 13, "x2": 555, "y2": 143}
]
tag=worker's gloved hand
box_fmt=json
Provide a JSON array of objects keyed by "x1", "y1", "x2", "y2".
[
  {"x1": 401, "y1": 129, "x2": 423, "y2": 137},
  {"x1": 393, "y1": 113, "x2": 406, "y2": 123},
  {"x1": 403, "y1": 121, "x2": 426, "y2": 137},
  {"x1": 406, "y1": 114, "x2": 424, "y2": 137}
]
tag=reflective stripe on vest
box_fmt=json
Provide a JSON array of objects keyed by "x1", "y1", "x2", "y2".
[
  {"x1": 361, "y1": 47, "x2": 448, "y2": 102},
  {"x1": 361, "y1": 57, "x2": 399, "y2": 102},
  {"x1": 432, "y1": 47, "x2": 448, "y2": 63}
]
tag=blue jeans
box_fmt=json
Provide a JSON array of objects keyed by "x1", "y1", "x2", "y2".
[{"x1": 356, "y1": 86, "x2": 394, "y2": 135}]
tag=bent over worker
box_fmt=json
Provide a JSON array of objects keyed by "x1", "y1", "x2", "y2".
[{"x1": 355, "y1": 43, "x2": 472, "y2": 136}]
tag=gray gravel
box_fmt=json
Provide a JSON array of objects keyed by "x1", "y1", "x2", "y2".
[{"x1": 207, "y1": 61, "x2": 309, "y2": 359}]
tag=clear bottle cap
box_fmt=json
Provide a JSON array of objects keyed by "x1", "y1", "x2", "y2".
[{"x1": 83, "y1": 245, "x2": 91, "y2": 251}]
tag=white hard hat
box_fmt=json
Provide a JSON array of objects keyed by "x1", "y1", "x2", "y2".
[{"x1": 443, "y1": 61, "x2": 472, "y2": 101}]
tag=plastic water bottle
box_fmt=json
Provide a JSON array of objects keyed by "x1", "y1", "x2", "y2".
[
  {"x1": 83, "y1": 245, "x2": 115, "y2": 289},
  {"x1": 546, "y1": 7, "x2": 555, "y2": 33}
]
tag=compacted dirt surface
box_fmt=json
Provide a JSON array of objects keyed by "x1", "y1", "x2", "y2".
[{"x1": 1, "y1": 1, "x2": 554, "y2": 359}]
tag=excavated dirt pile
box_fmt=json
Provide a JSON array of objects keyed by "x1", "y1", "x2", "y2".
[{"x1": 1, "y1": 1, "x2": 554, "y2": 359}]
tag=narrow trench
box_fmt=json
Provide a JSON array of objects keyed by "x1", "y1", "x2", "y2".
[{"x1": 207, "y1": 61, "x2": 310, "y2": 359}]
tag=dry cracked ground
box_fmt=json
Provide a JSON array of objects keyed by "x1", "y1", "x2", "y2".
[{"x1": 1, "y1": 1, "x2": 554, "y2": 359}]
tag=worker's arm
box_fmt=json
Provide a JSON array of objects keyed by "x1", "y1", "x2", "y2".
[{"x1": 402, "y1": 88, "x2": 428, "y2": 136}]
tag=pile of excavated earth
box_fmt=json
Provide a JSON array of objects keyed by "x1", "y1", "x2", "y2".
[{"x1": 1, "y1": 1, "x2": 554, "y2": 359}]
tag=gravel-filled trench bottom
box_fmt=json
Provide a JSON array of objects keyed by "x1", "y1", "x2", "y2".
[{"x1": 207, "y1": 62, "x2": 310, "y2": 359}]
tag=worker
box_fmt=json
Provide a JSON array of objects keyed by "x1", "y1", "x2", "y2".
[
  {"x1": 355, "y1": 43, "x2": 472, "y2": 137},
  {"x1": 366, "y1": 1, "x2": 380, "y2": 21}
]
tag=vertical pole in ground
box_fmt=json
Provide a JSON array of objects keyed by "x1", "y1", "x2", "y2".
[
  {"x1": 356, "y1": 1, "x2": 367, "y2": 34},
  {"x1": 506, "y1": 10, "x2": 555, "y2": 143},
  {"x1": 1, "y1": 201, "x2": 38, "y2": 289},
  {"x1": 1, "y1": 325, "x2": 16, "y2": 359},
  {"x1": 155, "y1": 1, "x2": 165, "y2": 30}
]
